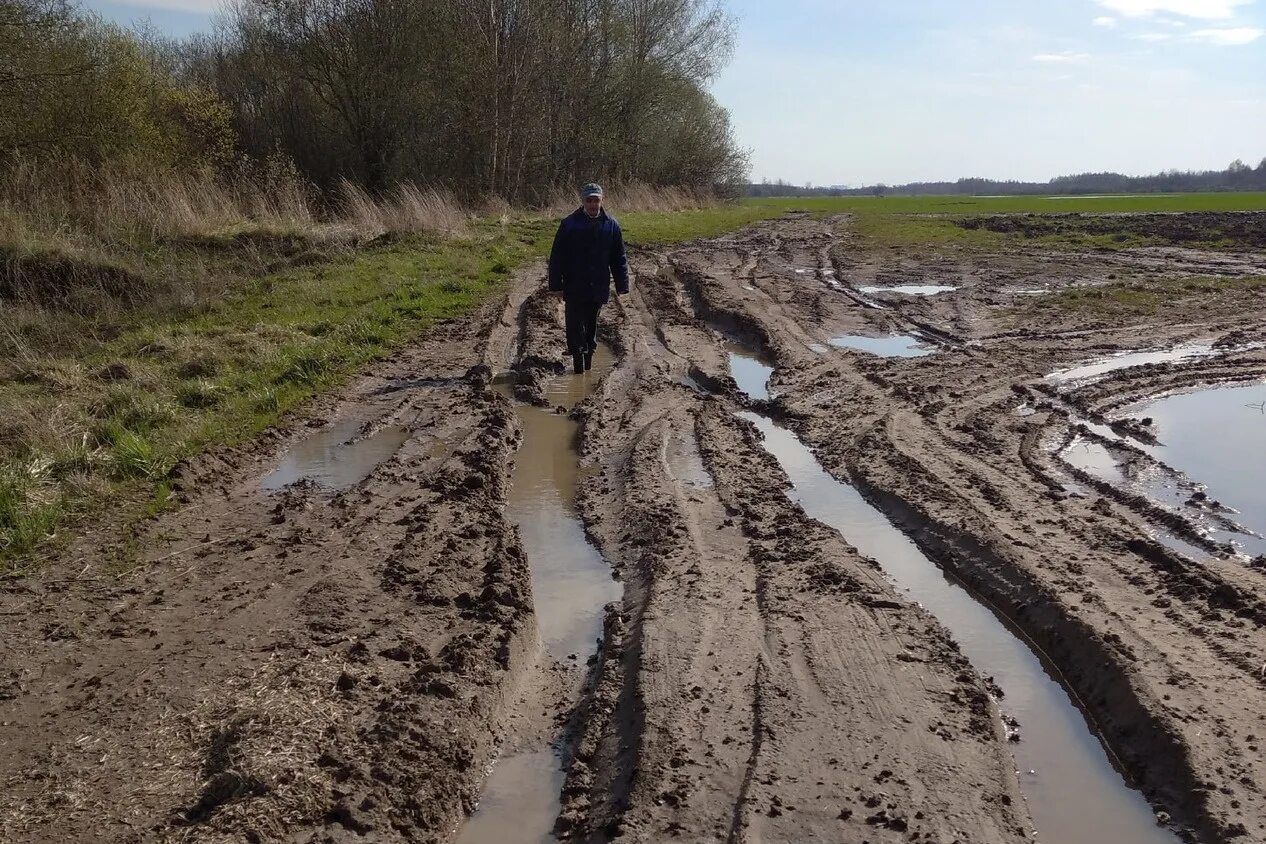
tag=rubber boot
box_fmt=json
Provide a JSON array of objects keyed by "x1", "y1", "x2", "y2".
[
  {"x1": 583, "y1": 350, "x2": 593, "y2": 371},
  {"x1": 572, "y1": 353, "x2": 584, "y2": 374}
]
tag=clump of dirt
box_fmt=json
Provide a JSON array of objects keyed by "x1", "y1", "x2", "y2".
[
  {"x1": 0, "y1": 245, "x2": 149, "y2": 311},
  {"x1": 957, "y1": 211, "x2": 1266, "y2": 248},
  {"x1": 175, "y1": 228, "x2": 340, "y2": 274}
]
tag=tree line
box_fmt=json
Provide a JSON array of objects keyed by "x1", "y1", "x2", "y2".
[
  {"x1": 748, "y1": 158, "x2": 1266, "y2": 197},
  {"x1": 1, "y1": 0, "x2": 748, "y2": 204}
]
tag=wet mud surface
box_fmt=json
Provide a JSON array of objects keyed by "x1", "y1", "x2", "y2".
[{"x1": 2, "y1": 211, "x2": 1265, "y2": 843}]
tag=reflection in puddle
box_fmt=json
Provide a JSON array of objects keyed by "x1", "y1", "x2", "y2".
[
  {"x1": 1137, "y1": 383, "x2": 1266, "y2": 557},
  {"x1": 455, "y1": 750, "x2": 563, "y2": 844},
  {"x1": 500, "y1": 346, "x2": 621, "y2": 659},
  {"x1": 462, "y1": 349, "x2": 621, "y2": 844},
  {"x1": 1155, "y1": 531, "x2": 1212, "y2": 561},
  {"x1": 829, "y1": 334, "x2": 936, "y2": 358},
  {"x1": 728, "y1": 353, "x2": 772, "y2": 399},
  {"x1": 858, "y1": 284, "x2": 957, "y2": 296},
  {"x1": 1062, "y1": 438, "x2": 1129, "y2": 487},
  {"x1": 1047, "y1": 344, "x2": 1213, "y2": 383},
  {"x1": 1057, "y1": 382, "x2": 1266, "y2": 557},
  {"x1": 729, "y1": 350, "x2": 1178, "y2": 844},
  {"x1": 1060, "y1": 438, "x2": 1218, "y2": 558},
  {"x1": 723, "y1": 340, "x2": 775, "y2": 399},
  {"x1": 261, "y1": 421, "x2": 410, "y2": 491}
]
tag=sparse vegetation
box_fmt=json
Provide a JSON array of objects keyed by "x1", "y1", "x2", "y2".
[
  {"x1": 1023, "y1": 275, "x2": 1266, "y2": 319},
  {"x1": 743, "y1": 193, "x2": 1266, "y2": 249},
  {"x1": 0, "y1": 190, "x2": 785, "y2": 569}
]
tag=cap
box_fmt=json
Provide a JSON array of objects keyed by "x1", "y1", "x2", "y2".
[{"x1": 580, "y1": 182, "x2": 604, "y2": 199}]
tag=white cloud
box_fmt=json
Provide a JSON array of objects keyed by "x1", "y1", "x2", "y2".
[
  {"x1": 1133, "y1": 31, "x2": 1176, "y2": 39},
  {"x1": 1032, "y1": 51, "x2": 1092, "y2": 62},
  {"x1": 1094, "y1": 0, "x2": 1253, "y2": 19},
  {"x1": 1189, "y1": 26, "x2": 1265, "y2": 42},
  {"x1": 1093, "y1": 15, "x2": 1119, "y2": 25}
]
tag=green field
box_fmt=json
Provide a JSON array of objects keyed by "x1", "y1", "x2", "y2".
[
  {"x1": 743, "y1": 192, "x2": 1266, "y2": 215},
  {"x1": 742, "y1": 192, "x2": 1266, "y2": 248}
]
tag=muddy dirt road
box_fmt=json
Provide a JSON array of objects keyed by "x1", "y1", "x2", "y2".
[{"x1": 2, "y1": 212, "x2": 1264, "y2": 843}]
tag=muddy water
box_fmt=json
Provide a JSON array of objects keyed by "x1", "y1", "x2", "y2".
[
  {"x1": 458, "y1": 347, "x2": 620, "y2": 844},
  {"x1": 829, "y1": 333, "x2": 936, "y2": 357},
  {"x1": 1059, "y1": 438, "x2": 1212, "y2": 559},
  {"x1": 1058, "y1": 381, "x2": 1266, "y2": 557},
  {"x1": 504, "y1": 349, "x2": 623, "y2": 658},
  {"x1": 730, "y1": 353, "x2": 1179, "y2": 844},
  {"x1": 455, "y1": 751, "x2": 564, "y2": 844},
  {"x1": 858, "y1": 284, "x2": 957, "y2": 296},
  {"x1": 1136, "y1": 382, "x2": 1266, "y2": 557},
  {"x1": 724, "y1": 340, "x2": 775, "y2": 400},
  {"x1": 261, "y1": 421, "x2": 410, "y2": 490},
  {"x1": 1047, "y1": 344, "x2": 1213, "y2": 383}
]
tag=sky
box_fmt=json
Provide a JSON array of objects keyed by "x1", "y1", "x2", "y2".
[{"x1": 85, "y1": 0, "x2": 1266, "y2": 187}]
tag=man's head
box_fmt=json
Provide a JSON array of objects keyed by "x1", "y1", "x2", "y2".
[{"x1": 580, "y1": 182, "x2": 603, "y2": 217}]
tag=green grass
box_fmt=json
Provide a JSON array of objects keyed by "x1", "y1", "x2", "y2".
[
  {"x1": 620, "y1": 204, "x2": 785, "y2": 244},
  {"x1": 0, "y1": 205, "x2": 789, "y2": 570}
]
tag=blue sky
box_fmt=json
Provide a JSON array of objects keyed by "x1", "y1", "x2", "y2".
[{"x1": 86, "y1": 0, "x2": 1266, "y2": 186}]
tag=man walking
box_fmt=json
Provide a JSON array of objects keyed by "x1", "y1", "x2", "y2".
[{"x1": 548, "y1": 182, "x2": 629, "y2": 374}]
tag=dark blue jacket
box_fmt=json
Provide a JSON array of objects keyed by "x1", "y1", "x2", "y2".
[{"x1": 547, "y1": 208, "x2": 629, "y2": 304}]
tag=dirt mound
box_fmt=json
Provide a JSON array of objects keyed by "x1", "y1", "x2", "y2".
[
  {"x1": 0, "y1": 246, "x2": 149, "y2": 310},
  {"x1": 957, "y1": 210, "x2": 1266, "y2": 248}
]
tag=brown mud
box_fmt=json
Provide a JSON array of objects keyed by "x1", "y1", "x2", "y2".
[
  {"x1": 957, "y1": 210, "x2": 1266, "y2": 247},
  {"x1": 2, "y1": 210, "x2": 1264, "y2": 843}
]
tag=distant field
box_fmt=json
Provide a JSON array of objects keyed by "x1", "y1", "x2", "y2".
[
  {"x1": 743, "y1": 192, "x2": 1266, "y2": 215},
  {"x1": 742, "y1": 192, "x2": 1266, "y2": 249}
]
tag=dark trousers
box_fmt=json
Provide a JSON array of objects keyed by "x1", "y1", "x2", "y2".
[{"x1": 564, "y1": 299, "x2": 601, "y2": 356}]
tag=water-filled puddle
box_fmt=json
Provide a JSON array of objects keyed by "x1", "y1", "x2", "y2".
[
  {"x1": 829, "y1": 334, "x2": 936, "y2": 358},
  {"x1": 1136, "y1": 383, "x2": 1266, "y2": 556},
  {"x1": 460, "y1": 347, "x2": 620, "y2": 844},
  {"x1": 858, "y1": 284, "x2": 957, "y2": 296},
  {"x1": 1062, "y1": 437, "x2": 1130, "y2": 487},
  {"x1": 455, "y1": 750, "x2": 563, "y2": 844},
  {"x1": 724, "y1": 340, "x2": 775, "y2": 399},
  {"x1": 261, "y1": 421, "x2": 410, "y2": 491},
  {"x1": 1057, "y1": 383, "x2": 1266, "y2": 557},
  {"x1": 501, "y1": 347, "x2": 621, "y2": 659},
  {"x1": 1047, "y1": 344, "x2": 1213, "y2": 384},
  {"x1": 730, "y1": 351, "x2": 1179, "y2": 844}
]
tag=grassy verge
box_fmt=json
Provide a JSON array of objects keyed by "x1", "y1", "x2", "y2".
[{"x1": 0, "y1": 204, "x2": 785, "y2": 572}]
